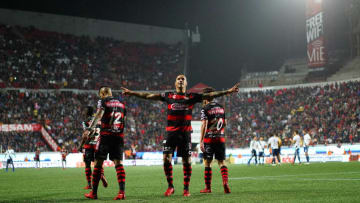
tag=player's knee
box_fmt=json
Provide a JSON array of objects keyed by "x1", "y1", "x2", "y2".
[
  {"x1": 204, "y1": 159, "x2": 212, "y2": 167},
  {"x1": 114, "y1": 159, "x2": 123, "y2": 165}
]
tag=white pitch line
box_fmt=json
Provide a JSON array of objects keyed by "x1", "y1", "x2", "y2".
[{"x1": 230, "y1": 171, "x2": 360, "y2": 180}]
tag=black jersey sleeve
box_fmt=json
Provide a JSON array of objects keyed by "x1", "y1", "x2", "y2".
[
  {"x1": 200, "y1": 107, "x2": 208, "y2": 121},
  {"x1": 160, "y1": 92, "x2": 169, "y2": 102},
  {"x1": 190, "y1": 93, "x2": 203, "y2": 104}
]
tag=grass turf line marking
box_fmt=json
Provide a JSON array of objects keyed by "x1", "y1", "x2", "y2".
[{"x1": 230, "y1": 171, "x2": 360, "y2": 180}]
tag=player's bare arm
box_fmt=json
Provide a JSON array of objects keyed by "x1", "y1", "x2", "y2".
[
  {"x1": 202, "y1": 82, "x2": 240, "y2": 100},
  {"x1": 121, "y1": 87, "x2": 162, "y2": 100},
  {"x1": 200, "y1": 119, "x2": 208, "y2": 153},
  {"x1": 82, "y1": 108, "x2": 104, "y2": 138}
]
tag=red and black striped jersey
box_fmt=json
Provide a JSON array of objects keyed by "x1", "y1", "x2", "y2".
[
  {"x1": 61, "y1": 149, "x2": 68, "y2": 159},
  {"x1": 201, "y1": 102, "x2": 226, "y2": 143},
  {"x1": 160, "y1": 92, "x2": 202, "y2": 134},
  {"x1": 82, "y1": 117, "x2": 100, "y2": 149},
  {"x1": 97, "y1": 97, "x2": 126, "y2": 136}
]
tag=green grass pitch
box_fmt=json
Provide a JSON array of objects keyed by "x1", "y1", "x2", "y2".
[{"x1": 1, "y1": 162, "x2": 360, "y2": 202}]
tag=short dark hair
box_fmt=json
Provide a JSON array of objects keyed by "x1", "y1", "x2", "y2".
[{"x1": 202, "y1": 87, "x2": 216, "y2": 94}]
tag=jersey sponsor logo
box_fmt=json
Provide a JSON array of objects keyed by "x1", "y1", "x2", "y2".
[{"x1": 169, "y1": 103, "x2": 189, "y2": 110}]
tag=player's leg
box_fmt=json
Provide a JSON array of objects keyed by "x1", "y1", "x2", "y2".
[
  {"x1": 113, "y1": 159, "x2": 125, "y2": 200},
  {"x1": 179, "y1": 135, "x2": 192, "y2": 197},
  {"x1": 85, "y1": 136, "x2": 107, "y2": 199},
  {"x1": 254, "y1": 151, "x2": 258, "y2": 165},
  {"x1": 305, "y1": 147, "x2": 310, "y2": 163},
  {"x1": 200, "y1": 143, "x2": 213, "y2": 193},
  {"x1": 271, "y1": 149, "x2": 276, "y2": 165},
  {"x1": 276, "y1": 149, "x2": 281, "y2": 164},
  {"x1": 112, "y1": 136, "x2": 126, "y2": 200},
  {"x1": 11, "y1": 159, "x2": 14, "y2": 172},
  {"x1": 84, "y1": 160, "x2": 92, "y2": 189},
  {"x1": 216, "y1": 143, "x2": 230, "y2": 194},
  {"x1": 6, "y1": 159, "x2": 9, "y2": 172},
  {"x1": 247, "y1": 150, "x2": 254, "y2": 165},
  {"x1": 163, "y1": 136, "x2": 175, "y2": 196}
]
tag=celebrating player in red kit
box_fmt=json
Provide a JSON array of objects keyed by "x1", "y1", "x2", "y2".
[
  {"x1": 199, "y1": 87, "x2": 230, "y2": 194},
  {"x1": 79, "y1": 106, "x2": 108, "y2": 190},
  {"x1": 122, "y1": 74, "x2": 239, "y2": 197},
  {"x1": 83, "y1": 87, "x2": 127, "y2": 200}
]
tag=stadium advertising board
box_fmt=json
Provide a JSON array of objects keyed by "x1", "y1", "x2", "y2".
[
  {"x1": 306, "y1": 0, "x2": 326, "y2": 68},
  {"x1": 0, "y1": 124, "x2": 41, "y2": 132}
]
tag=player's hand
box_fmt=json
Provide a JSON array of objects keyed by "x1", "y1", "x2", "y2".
[
  {"x1": 121, "y1": 87, "x2": 132, "y2": 95},
  {"x1": 200, "y1": 142, "x2": 205, "y2": 153},
  {"x1": 228, "y1": 82, "x2": 240, "y2": 94},
  {"x1": 82, "y1": 130, "x2": 91, "y2": 140}
]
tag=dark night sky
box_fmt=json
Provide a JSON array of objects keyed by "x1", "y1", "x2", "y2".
[{"x1": 0, "y1": 0, "x2": 349, "y2": 89}]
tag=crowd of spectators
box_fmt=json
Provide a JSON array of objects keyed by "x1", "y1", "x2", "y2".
[
  {"x1": 1, "y1": 80, "x2": 359, "y2": 152},
  {"x1": 0, "y1": 24, "x2": 183, "y2": 90},
  {"x1": 226, "y1": 81, "x2": 360, "y2": 148}
]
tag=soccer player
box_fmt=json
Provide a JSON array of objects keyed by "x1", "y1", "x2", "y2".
[
  {"x1": 247, "y1": 136, "x2": 259, "y2": 165},
  {"x1": 130, "y1": 143, "x2": 137, "y2": 166},
  {"x1": 34, "y1": 148, "x2": 40, "y2": 168},
  {"x1": 258, "y1": 137, "x2": 266, "y2": 165},
  {"x1": 61, "y1": 147, "x2": 68, "y2": 169},
  {"x1": 292, "y1": 130, "x2": 301, "y2": 164},
  {"x1": 83, "y1": 87, "x2": 127, "y2": 200},
  {"x1": 303, "y1": 129, "x2": 312, "y2": 164},
  {"x1": 5, "y1": 146, "x2": 15, "y2": 172},
  {"x1": 199, "y1": 87, "x2": 230, "y2": 194},
  {"x1": 79, "y1": 106, "x2": 108, "y2": 189},
  {"x1": 268, "y1": 133, "x2": 281, "y2": 165},
  {"x1": 121, "y1": 74, "x2": 239, "y2": 197}
]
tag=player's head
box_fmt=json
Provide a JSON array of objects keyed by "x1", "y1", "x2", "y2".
[
  {"x1": 202, "y1": 87, "x2": 216, "y2": 105},
  {"x1": 253, "y1": 136, "x2": 257, "y2": 140},
  {"x1": 260, "y1": 137, "x2": 264, "y2": 141},
  {"x1": 86, "y1": 106, "x2": 94, "y2": 117},
  {"x1": 99, "y1": 86, "x2": 112, "y2": 98},
  {"x1": 175, "y1": 74, "x2": 187, "y2": 93}
]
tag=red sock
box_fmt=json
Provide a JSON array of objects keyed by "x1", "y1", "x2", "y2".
[
  {"x1": 115, "y1": 164, "x2": 125, "y2": 192},
  {"x1": 91, "y1": 167, "x2": 101, "y2": 194},
  {"x1": 163, "y1": 162, "x2": 174, "y2": 188},
  {"x1": 220, "y1": 166, "x2": 229, "y2": 184},
  {"x1": 85, "y1": 167, "x2": 92, "y2": 186},
  {"x1": 183, "y1": 163, "x2": 192, "y2": 190},
  {"x1": 204, "y1": 167, "x2": 212, "y2": 189}
]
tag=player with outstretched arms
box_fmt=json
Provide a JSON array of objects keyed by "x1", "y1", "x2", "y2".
[
  {"x1": 199, "y1": 87, "x2": 230, "y2": 194},
  {"x1": 79, "y1": 106, "x2": 108, "y2": 190},
  {"x1": 5, "y1": 146, "x2": 15, "y2": 172},
  {"x1": 83, "y1": 87, "x2": 127, "y2": 200},
  {"x1": 303, "y1": 129, "x2": 312, "y2": 164},
  {"x1": 121, "y1": 74, "x2": 239, "y2": 197}
]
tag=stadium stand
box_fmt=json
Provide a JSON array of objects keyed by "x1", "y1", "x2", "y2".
[{"x1": 0, "y1": 24, "x2": 183, "y2": 90}]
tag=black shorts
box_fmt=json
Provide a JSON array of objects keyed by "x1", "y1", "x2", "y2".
[
  {"x1": 258, "y1": 152, "x2": 264, "y2": 157},
  {"x1": 7, "y1": 158, "x2": 13, "y2": 164},
  {"x1": 84, "y1": 148, "x2": 95, "y2": 162},
  {"x1": 95, "y1": 135, "x2": 124, "y2": 161},
  {"x1": 163, "y1": 133, "x2": 191, "y2": 158},
  {"x1": 203, "y1": 142, "x2": 226, "y2": 161},
  {"x1": 272, "y1": 148, "x2": 280, "y2": 156}
]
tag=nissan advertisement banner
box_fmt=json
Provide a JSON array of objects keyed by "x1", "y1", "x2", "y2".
[{"x1": 306, "y1": 0, "x2": 326, "y2": 68}]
